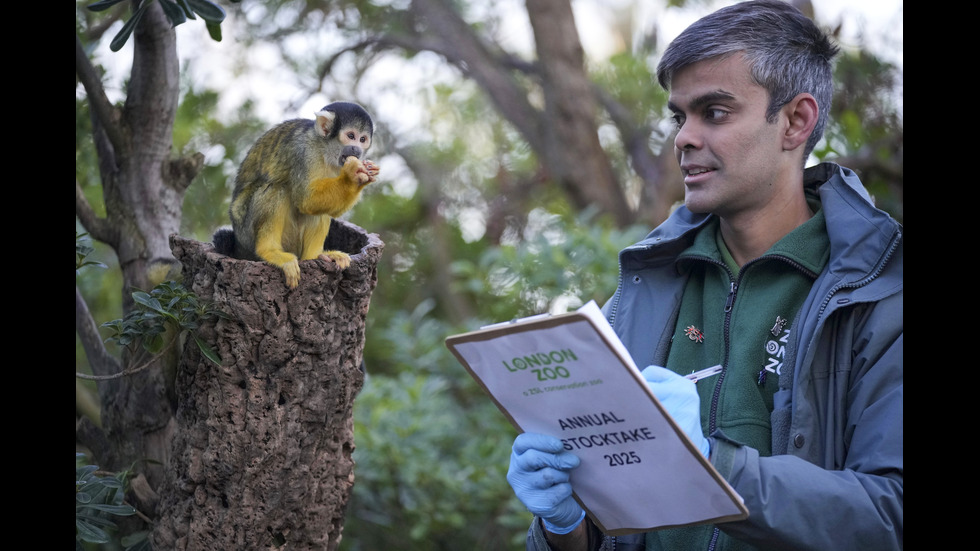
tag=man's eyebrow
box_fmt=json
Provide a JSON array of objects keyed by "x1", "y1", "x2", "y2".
[{"x1": 667, "y1": 90, "x2": 737, "y2": 113}]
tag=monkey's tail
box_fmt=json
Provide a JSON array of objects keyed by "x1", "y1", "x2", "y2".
[{"x1": 212, "y1": 226, "x2": 237, "y2": 257}]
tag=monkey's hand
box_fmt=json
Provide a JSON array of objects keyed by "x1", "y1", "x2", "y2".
[
  {"x1": 361, "y1": 159, "x2": 380, "y2": 183},
  {"x1": 320, "y1": 250, "x2": 352, "y2": 270},
  {"x1": 342, "y1": 156, "x2": 377, "y2": 186}
]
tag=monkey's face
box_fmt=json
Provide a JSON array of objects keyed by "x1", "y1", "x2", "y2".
[{"x1": 337, "y1": 125, "x2": 372, "y2": 165}]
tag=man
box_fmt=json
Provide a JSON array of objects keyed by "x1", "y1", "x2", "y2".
[{"x1": 505, "y1": 1, "x2": 903, "y2": 550}]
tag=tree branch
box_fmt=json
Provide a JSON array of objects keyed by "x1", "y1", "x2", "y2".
[
  {"x1": 76, "y1": 285, "x2": 122, "y2": 379},
  {"x1": 407, "y1": 0, "x2": 544, "y2": 145},
  {"x1": 76, "y1": 33, "x2": 124, "y2": 157},
  {"x1": 596, "y1": 87, "x2": 682, "y2": 226},
  {"x1": 76, "y1": 380, "x2": 103, "y2": 427},
  {"x1": 76, "y1": 336, "x2": 178, "y2": 381},
  {"x1": 165, "y1": 153, "x2": 205, "y2": 194},
  {"x1": 76, "y1": 179, "x2": 118, "y2": 247},
  {"x1": 79, "y1": 1, "x2": 128, "y2": 43}
]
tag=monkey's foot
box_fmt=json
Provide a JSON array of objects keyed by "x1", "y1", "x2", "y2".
[
  {"x1": 282, "y1": 259, "x2": 301, "y2": 288},
  {"x1": 320, "y1": 250, "x2": 352, "y2": 270}
]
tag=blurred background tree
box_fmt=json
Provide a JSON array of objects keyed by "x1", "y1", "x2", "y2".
[{"x1": 76, "y1": 0, "x2": 902, "y2": 548}]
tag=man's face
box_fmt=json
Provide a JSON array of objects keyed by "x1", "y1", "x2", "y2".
[{"x1": 667, "y1": 54, "x2": 792, "y2": 218}]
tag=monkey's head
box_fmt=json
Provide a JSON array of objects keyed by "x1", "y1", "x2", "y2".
[{"x1": 314, "y1": 102, "x2": 375, "y2": 166}]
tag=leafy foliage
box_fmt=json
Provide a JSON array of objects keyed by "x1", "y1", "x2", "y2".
[
  {"x1": 75, "y1": 454, "x2": 144, "y2": 549},
  {"x1": 87, "y1": 0, "x2": 239, "y2": 51},
  {"x1": 100, "y1": 280, "x2": 226, "y2": 365},
  {"x1": 173, "y1": 87, "x2": 269, "y2": 242},
  {"x1": 470, "y1": 207, "x2": 649, "y2": 318},
  {"x1": 347, "y1": 372, "x2": 530, "y2": 550},
  {"x1": 76, "y1": 232, "x2": 107, "y2": 274},
  {"x1": 819, "y1": 50, "x2": 904, "y2": 222},
  {"x1": 343, "y1": 212, "x2": 648, "y2": 549}
]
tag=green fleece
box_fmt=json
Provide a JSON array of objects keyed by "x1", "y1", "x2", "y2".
[{"x1": 647, "y1": 206, "x2": 829, "y2": 551}]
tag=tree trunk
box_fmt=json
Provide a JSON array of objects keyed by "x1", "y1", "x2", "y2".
[
  {"x1": 402, "y1": 0, "x2": 634, "y2": 227},
  {"x1": 153, "y1": 219, "x2": 383, "y2": 551},
  {"x1": 525, "y1": 0, "x2": 634, "y2": 226},
  {"x1": 76, "y1": 0, "x2": 200, "y2": 506}
]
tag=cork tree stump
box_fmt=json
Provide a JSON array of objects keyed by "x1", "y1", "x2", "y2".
[{"x1": 153, "y1": 219, "x2": 383, "y2": 551}]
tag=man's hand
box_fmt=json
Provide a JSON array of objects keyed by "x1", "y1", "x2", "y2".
[
  {"x1": 506, "y1": 432, "x2": 586, "y2": 534},
  {"x1": 642, "y1": 365, "x2": 710, "y2": 458}
]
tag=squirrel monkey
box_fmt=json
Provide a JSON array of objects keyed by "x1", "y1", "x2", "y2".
[{"x1": 218, "y1": 101, "x2": 379, "y2": 288}]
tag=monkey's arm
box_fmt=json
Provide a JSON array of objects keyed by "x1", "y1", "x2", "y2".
[
  {"x1": 299, "y1": 158, "x2": 379, "y2": 271},
  {"x1": 299, "y1": 157, "x2": 378, "y2": 217}
]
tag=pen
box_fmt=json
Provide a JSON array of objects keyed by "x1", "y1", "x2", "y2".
[{"x1": 685, "y1": 364, "x2": 723, "y2": 383}]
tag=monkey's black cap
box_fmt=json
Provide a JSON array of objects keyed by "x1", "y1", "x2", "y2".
[{"x1": 321, "y1": 101, "x2": 374, "y2": 137}]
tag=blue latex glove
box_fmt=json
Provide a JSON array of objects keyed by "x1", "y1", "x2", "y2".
[
  {"x1": 641, "y1": 365, "x2": 710, "y2": 458},
  {"x1": 506, "y1": 432, "x2": 586, "y2": 534}
]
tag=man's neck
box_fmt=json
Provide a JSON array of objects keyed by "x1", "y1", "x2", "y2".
[{"x1": 717, "y1": 192, "x2": 813, "y2": 268}]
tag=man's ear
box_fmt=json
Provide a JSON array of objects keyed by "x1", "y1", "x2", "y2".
[{"x1": 782, "y1": 93, "x2": 818, "y2": 152}]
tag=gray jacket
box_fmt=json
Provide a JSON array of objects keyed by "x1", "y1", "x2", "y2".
[{"x1": 526, "y1": 163, "x2": 903, "y2": 550}]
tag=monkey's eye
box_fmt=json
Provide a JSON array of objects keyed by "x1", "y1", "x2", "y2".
[
  {"x1": 346, "y1": 131, "x2": 356, "y2": 140},
  {"x1": 360, "y1": 136, "x2": 367, "y2": 144}
]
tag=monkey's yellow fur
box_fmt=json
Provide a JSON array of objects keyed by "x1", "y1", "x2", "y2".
[{"x1": 225, "y1": 102, "x2": 378, "y2": 288}]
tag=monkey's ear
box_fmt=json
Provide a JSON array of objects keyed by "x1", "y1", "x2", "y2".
[{"x1": 314, "y1": 110, "x2": 337, "y2": 137}]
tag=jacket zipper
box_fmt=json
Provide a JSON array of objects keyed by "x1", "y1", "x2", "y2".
[
  {"x1": 709, "y1": 268, "x2": 738, "y2": 551},
  {"x1": 816, "y1": 226, "x2": 902, "y2": 317},
  {"x1": 606, "y1": 245, "x2": 652, "y2": 328},
  {"x1": 713, "y1": 272, "x2": 736, "y2": 435},
  {"x1": 707, "y1": 524, "x2": 721, "y2": 551}
]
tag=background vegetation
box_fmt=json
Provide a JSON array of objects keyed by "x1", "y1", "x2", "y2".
[{"x1": 76, "y1": 0, "x2": 903, "y2": 549}]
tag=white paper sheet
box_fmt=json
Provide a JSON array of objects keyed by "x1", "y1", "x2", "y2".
[{"x1": 447, "y1": 301, "x2": 746, "y2": 535}]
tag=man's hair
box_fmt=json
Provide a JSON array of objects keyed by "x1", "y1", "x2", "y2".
[{"x1": 656, "y1": 0, "x2": 840, "y2": 158}]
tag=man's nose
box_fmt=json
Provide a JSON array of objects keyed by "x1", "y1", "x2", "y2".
[{"x1": 673, "y1": 121, "x2": 701, "y2": 151}]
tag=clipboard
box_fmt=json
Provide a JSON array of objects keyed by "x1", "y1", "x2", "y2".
[{"x1": 445, "y1": 301, "x2": 748, "y2": 535}]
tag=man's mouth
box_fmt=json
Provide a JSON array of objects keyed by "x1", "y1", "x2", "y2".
[{"x1": 685, "y1": 167, "x2": 712, "y2": 176}]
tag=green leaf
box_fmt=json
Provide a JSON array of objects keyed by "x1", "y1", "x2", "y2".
[
  {"x1": 143, "y1": 333, "x2": 166, "y2": 354},
  {"x1": 87, "y1": 0, "x2": 127, "y2": 12},
  {"x1": 96, "y1": 477, "x2": 126, "y2": 490},
  {"x1": 76, "y1": 518, "x2": 110, "y2": 543},
  {"x1": 121, "y1": 531, "x2": 151, "y2": 549},
  {"x1": 176, "y1": 0, "x2": 198, "y2": 19},
  {"x1": 195, "y1": 335, "x2": 222, "y2": 365},
  {"x1": 206, "y1": 20, "x2": 223, "y2": 42},
  {"x1": 76, "y1": 510, "x2": 121, "y2": 527},
  {"x1": 85, "y1": 503, "x2": 137, "y2": 516},
  {"x1": 77, "y1": 464, "x2": 99, "y2": 478},
  {"x1": 158, "y1": 0, "x2": 188, "y2": 27},
  {"x1": 109, "y1": 5, "x2": 147, "y2": 52},
  {"x1": 77, "y1": 260, "x2": 107, "y2": 272},
  {"x1": 131, "y1": 291, "x2": 162, "y2": 311},
  {"x1": 186, "y1": 0, "x2": 226, "y2": 23}
]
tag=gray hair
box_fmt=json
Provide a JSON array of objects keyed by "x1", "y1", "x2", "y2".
[{"x1": 656, "y1": 0, "x2": 839, "y2": 158}]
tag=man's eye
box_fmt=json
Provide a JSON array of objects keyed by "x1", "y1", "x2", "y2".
[
  {"x1": 705, "y1": 108, "x2": 728, "y2": 121},
  {"x1": 670, "y1": 114, "x2": 685, "y2": 128}
]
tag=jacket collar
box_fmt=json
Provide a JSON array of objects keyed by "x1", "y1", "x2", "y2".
[
  {"x1": 811, "y1": 163, "x2": 902, "y2": 285},
  {"x1": 621, "y1": 163, "x2": 900, "y2": 285}
]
